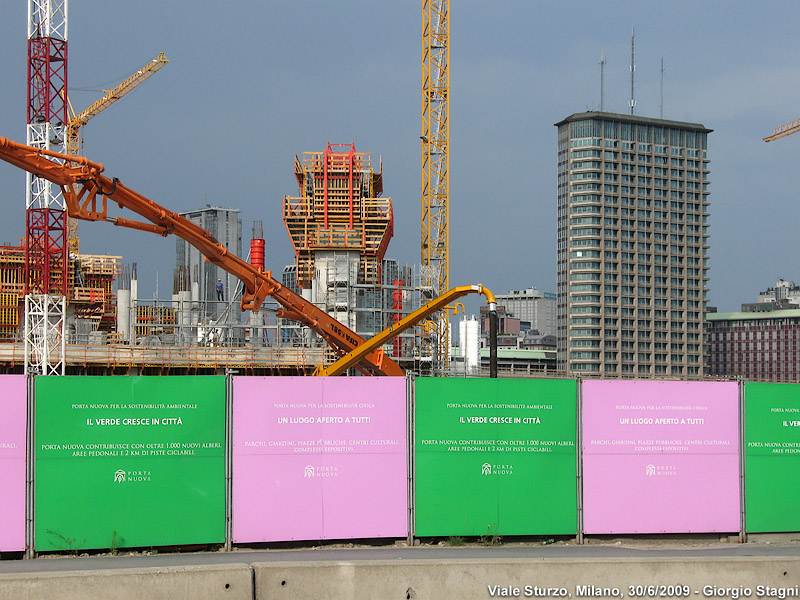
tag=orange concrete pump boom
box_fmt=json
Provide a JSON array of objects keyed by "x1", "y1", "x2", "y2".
[{"x1": 0, "y1": 137, "x2": 402, "y2": 376}]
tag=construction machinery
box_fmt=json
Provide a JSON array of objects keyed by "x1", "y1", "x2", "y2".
[
  {"x1": 420, "y1": 0, "x2": 451, "y2": 373},
  {"x1": 0, "y1": 137, "x2": 498, "y2": 377},
  {"x1": 764, "y1": 117, "x2": 800, "y2": 142},
  {"x1": 315, "y1": 283, "x2": 496, "y2": 376},
  {"x1": 65, "y1": 52, "x2": 169, "y2": 253}
]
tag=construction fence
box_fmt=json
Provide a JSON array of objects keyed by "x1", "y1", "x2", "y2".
[{"x1": 0, "y1": 375, "x2": 798, "y2": 554}]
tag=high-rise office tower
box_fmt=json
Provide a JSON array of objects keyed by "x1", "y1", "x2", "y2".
[
  {"x1": 494, "y1": 286, "x2": 557, "y2": 337},
  {"x1": 555, "y1": 112, "x2": 711, "y2": 376}
]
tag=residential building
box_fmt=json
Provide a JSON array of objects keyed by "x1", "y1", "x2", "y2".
[
  {"x1": 556, "y1": 112, "x2": 711, "y2": 376},
  {"x1": 742, "y1": 299, "x2": 799, "y2": 313},
  {"x1": 706, "y1": 309, "x2": 800, "y2": 382},
  {"x1": 756, "y1": 279, "x2": 800, "y2": 305}
]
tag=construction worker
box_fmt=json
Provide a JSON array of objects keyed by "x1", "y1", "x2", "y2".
[{"x1": 215, "y1": 278, "x2": 224, "y2": 301}]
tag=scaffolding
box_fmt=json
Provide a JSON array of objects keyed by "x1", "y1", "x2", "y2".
[
  {"x1": 24, "y1": 294, "x2": 65, "y2": 375},
  {"x1": 0, "y1": 246, "x2": 24, "y2": 342},
  {"x1": 111, "y1": 257, "x2": 424, "y2": 366},
  {"x1": 274, "y1": 256, "x2": 421, "y2": 363},
  {"x1": 0, "y1": 244, "x2": 120, "y2": 343},
  {"x1": 70, "y1": 254, "x2": 122, "y2": 331},
  {"x1": 283, "y1": 144, "x2": 393, "y2": 289}
]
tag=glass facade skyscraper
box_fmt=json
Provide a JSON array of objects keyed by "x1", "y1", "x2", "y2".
[{"x1": 555, "y1": 112, "x2": 711, "y2": 376}]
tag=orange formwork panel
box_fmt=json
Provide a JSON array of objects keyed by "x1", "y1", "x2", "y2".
[{"x1": 283, "y1": 143, "x2": 393, "y2": 290}]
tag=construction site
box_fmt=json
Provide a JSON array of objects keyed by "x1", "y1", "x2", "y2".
[
  {"x1": 0, "y1": 1, "x2": 488, "y2": 380},
  {"x1": 6, "y1": 5, "x2": 800, "y2": 599}
]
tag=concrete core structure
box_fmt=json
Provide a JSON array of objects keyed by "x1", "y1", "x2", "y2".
[{"x1": 175, "y1": 205, "x2": 242, "y2": 320}]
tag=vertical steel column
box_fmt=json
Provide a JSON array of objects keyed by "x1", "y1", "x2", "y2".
[
  {"x1": 26, "y1": 3, "x2": 68, "y2": 295},
  {"x1": 24, "y1": 294, "x2": 65, "y2": 376},
  {"x1": 25, "y1": 374, "x2": 35, "y2": 559},
  {"x1": 406, "y1": 374, "x2": 415, "y2": 546},
  {"x1": 576, "y1": 377, "x2": 584, "y2": 545},
  {"x1": 738, "y1": 377, "x2": 747, "y2": 543},
  {"x1": 420, "y1": 0, "x2": 450, "y2": 374},
  {"x1": 26, "y1": 0, "x2": 69, "y2": 376},
  {"x1": 225, "y1": 373, "x2": 233, "y2": 551},
  {"x1": 489, "y1": 308, "x2": 498, "y2": 378},
  {"x1": 25, "y1": 208, "x2": 67, "y2": 295}
]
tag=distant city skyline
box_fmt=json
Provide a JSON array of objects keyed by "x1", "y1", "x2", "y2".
[{"x1": 0, "y1": 2, "x2": 799, "y2": 314}]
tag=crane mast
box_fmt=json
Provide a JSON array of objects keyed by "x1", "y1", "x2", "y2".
[
  {"x1": 65, "y1": 52, "x2": 169, "y2": 253},
  {"x1": 26, "y1": 0, "x2": 69, "y2": 376},
  {"x1": 26, "y1": 0, "x2": 69, "y2": 295},
  {"x1": 420, "y1": 0, "x2": 450, "y2": 374}
]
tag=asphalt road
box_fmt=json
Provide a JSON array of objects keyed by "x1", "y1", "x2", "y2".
[{"x1": 2, "y1": 539, "x2": 800, "y2": 574}]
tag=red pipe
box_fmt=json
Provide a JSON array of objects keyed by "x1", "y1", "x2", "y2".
[{"x1": 250, "y1": 238, "x2": 265, "y2": 271}]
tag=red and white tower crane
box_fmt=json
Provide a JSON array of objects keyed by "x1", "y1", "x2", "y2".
[
  {"x1": 27, "y1": 0, "x2": 68, "y2": 295},
  {"x1": 25, "y1": 0, "x2": 69, "y2": 374}
]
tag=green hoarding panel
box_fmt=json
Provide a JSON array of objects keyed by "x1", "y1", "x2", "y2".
[
  {"x1": 415, "y1": 377, "x2": 577, "y2": 537},
  {"x1": 745, "y1": 382, "x2": 800, "y2": 533},
  {"x1": 35, "y1": 376, "x2": 226, "y2": 551}
]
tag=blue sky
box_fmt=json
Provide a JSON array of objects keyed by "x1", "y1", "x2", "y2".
[{"x1": 1, "y1": 1, "x2": 799, "y2": 312}]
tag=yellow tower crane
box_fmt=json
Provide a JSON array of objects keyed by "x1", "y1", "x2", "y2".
[
  {"x1": 764, "y1": 117, "x2": 800, "y2": 142},
  {"x1": 66, "y1": 52, "x2": 169, "y2": 253},
  {"x1": 420, "y1": 0, "x2": 450, "y2": 374}
]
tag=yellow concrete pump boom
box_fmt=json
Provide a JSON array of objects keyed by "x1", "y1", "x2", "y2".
[{"x1": 314, "y1": 284, "x2": 497, "y2": 376}]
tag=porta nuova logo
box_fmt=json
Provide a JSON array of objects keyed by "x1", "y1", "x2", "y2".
[
  {"x1": 481, "y1": 462, "x2": 514, "y2": 476},
  {"x1": 113, "y1": 468, "x2": 152, "y2": 483},
  {"x1": 645, "y1": 463, "x2": 677, "y2": 477},
  {"x1": 303, "y1": 465, "x2": 339, "y2": 478}
]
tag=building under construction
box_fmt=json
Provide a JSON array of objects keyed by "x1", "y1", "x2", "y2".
[
  {"x1": 0, "y1": 244, "x2": 120, "y2": 344},
  {"x1": 280, "y1": 143, "x2": 416, "y2": 359},
  {"x1": 0, "y1": 4, "x2": 458, "y2": 379},
  {"x1": 0, "y1": 140, "x2": 421, "y2": 376},
  {"x1": 283, "y1": 144, "x2": 393, "y2": 300}
]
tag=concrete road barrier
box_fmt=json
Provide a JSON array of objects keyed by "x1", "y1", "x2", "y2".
[
  {"x1": 253, "y1": 557, "x2": 800, "y2": 600},
  {"x1": 1, "y1": 556, "x2": 798, "y2": 599},
  {"x1": 0, "y1": 563, "x2": 253, "y2": 600}
]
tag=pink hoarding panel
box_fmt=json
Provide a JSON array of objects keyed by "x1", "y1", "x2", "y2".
[
  {"x1": 321, "y1": 453, "x2": 408, "y2": 540},
  {"x1": 0, "y1": 375, "x2": 26, "y2": 552},
  {"x1": 234, "y1": 454, "x2": 324, "y2": 542},
  {"x1": 232, "y1": 377, "x2": 407, "y2": 543},
  {"x1": 582, "y1": 380, "x2": 740, "y2": 534}
]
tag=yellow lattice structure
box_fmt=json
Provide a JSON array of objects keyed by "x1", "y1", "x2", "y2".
[
  {"x1": 66, "y1": 53, "x2": 169, "y2": 254},
  {"x1": 421, "y1": 0, "x2": 450, "y2": 371}
]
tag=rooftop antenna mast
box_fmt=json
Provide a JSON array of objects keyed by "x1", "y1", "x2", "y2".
[
  {"x1": 660, "y1": 58, "x2": 665, "y2": 118},
  {"x1": 599, "y1": 52, "x2": 606, "y2": 111},
  {"x1": 629, "y1": 26, "x2": 636, "y2": 115}
]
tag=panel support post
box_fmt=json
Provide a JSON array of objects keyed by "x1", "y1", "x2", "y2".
[
  {"x1": 489, "y1": 303, "x2": 498, "y2": 378},
  {"x1": 25, "y1": 374, "x2": 35, "y2": 559},
  {"x1": 739, "y1": 377, "x2": 747, "y2": 544}
]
